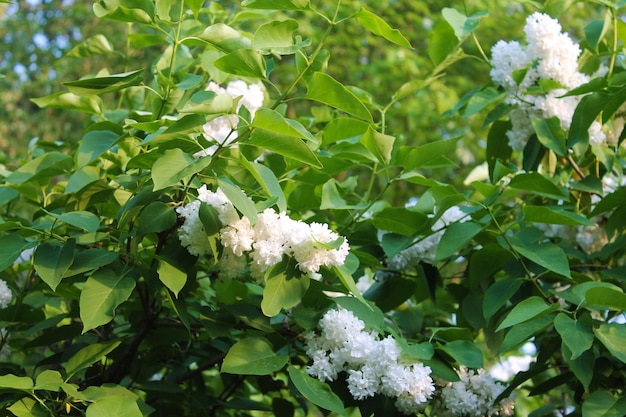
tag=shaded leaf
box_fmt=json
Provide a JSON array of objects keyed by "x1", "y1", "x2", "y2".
[
  {"x1": 33, "y1": 240, "x2": 75, "y2": 291},
  {"x1": 64, "y1": 69, "x2": 144, "y2": 96},
  {"x1": 65, "y1": 340, "x2": 121, "y2": 378},
  {"x1": 496, "y1": 296, "x2": 553, "y2": 332}
]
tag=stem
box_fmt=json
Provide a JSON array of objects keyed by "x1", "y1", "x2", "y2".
[
  {"x1": 567, "y1": 151, "x2": 585, "y2": 179},
  {"x1": 155, "y1": 1, "x2": 186, "y2": 119},
  {"x1": 608, "y1": 8, "x2": 618, "y2": 77},
  {"x1": 485, "y1": 205, "x2": 550, "y2": 299}
]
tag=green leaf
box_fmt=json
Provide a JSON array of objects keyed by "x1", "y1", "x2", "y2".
[
  {"x1": 0, "y1": 186, "x2": 19, "y2": 207},
  {"x1": 252, "y1": 108, "x2": 316, "y2": 142},
  {"x1": 595, "y1": 323, "x2": 626, "y2": 364},
  {"x1": 531, "y1": 116, "x2": 567, "y2": 156},
  {"x1": 214, "y1": 49, "x2": 266, "y2": 78},
  {"x1": 33, "y1": 240, "x2": 75, "y2": 291},
  {"x1": 137, "y1": 202, "x2": 177, "y2": 236},
  {"x1": 582, "y1": 390, "x2": 626, "y2": 417},
  {"x1": 305, "y1": 72, "x2": 373, "y2": 122},
  {"x1": 80, "y1": 268, "x2": 136, "y2": 333},
  {"x1": 333, "y1": 265, "x2": 368, "y2": 304},
  {"x1": 442, "y1": 8, "x2": 488, "y2": 40},
  {"x1": 585, "y1": 19, "x2": 609, "y2": 52},
  {"x1": 508, "y1": 233, "x2": 571, "y2": 278},
  {"x1": 554, "y1": 313, "x2": 594, "y2": 360},
  {"x1": 500, "y1": 314, "x2": 555, "y2": 353},
  {"x1": 92, "y1": 1, "x2": 154, "y2": 24},
  {"x1": 141, "y1": 114, "x2": 206, "y2": 145},
  {"x1": 440, "y1": 340, "x2": 484, "y2": 368},
  {"x1": 77, "y1": 129, "x2": 120, "y2": 168},
  {"x1": 250, "y1": 161, "x2": 287, "y2": 212},
  {"x1": 7, "y1": 397, "x2": 48, "y2": 417},
  {"x1": 355, "y1": 8, "x2": 411, "y2": 48},
  {"x1": 0, "y1": 234, "x2": 34, "y2": 272},
  {"x1": 157, "y1": 259, "x2": 187, "y2": 297},
  {"x1": 483, "y1": 278, "x2": 523, "y2": 320},
  {"x1": 487, "y1": 120, "x2": 513, "y2": 182},
  {"x1": 217, "y1": 178, "x2": 259, "y2": 224},
  {"x1": 241, "y1": 0, "x2": 309, "y2": 10},
  {"x1": 66, "y1": 34, "x2": 114, "y2": 58},
  {"x1": 151, "y1": 148, "x2": 212, "y2": 191},
  {"x1": 585, "y1": 287, "x2": 626, "y2": 310},
  {"x1": 31, "y1": 91, "x2": 103, "y2": 115},
  {"x1": 568, "y1": 92, "x2": 607, "y2": 147},
  {"x1": 65, "y1": 249, "x2": 118, "y2": 277},
  {"x1": 155, "y1": 0, "x2": 175, "y2": 20},
  {"x1": 49, "y1": 211, "x2": 100, "y2": 233},
  {"x1": 5, "y1": 152, "x2": 73, "y2": 184},
  {"x1": 246, "y1": 128, "x2": 322, "y2": 168},
  {"x1": 427, "y1": 17, "x2": 457, "y2": 66},
  {"x1": 0, "y1": 374, "x2": 33, "y2": 390},
  {"x1": 34, "y1": 370, "x2": 63, "y2": 391},
  {"x1": 320, "y1": 179, "x2": 367, "y2": 210},
  {"x1": 64, "y1": 69, "x2": 144, "y2": 96},
  {"x1": 198, "y1": 24, "x2": 252, "y2": 53},
  {"x1": 508, "y1": 172, "x2": 569, "y2": 201},
  {"x1": 334, "y1": 296, "x2": 385, "y2": 331},
  {"x1": 463, "y1": 87, "x2": 502, "y2": 117},
  {"x1": 434, "y1": 221, "x2": 482, "y2": 262},
  {"x1": 222, "y1": 337, "x2": 289, "y2": 375},
  {"x1": 86, "y1": 395, "x2": 143, "y2": 417},
  {"x1": 523, "y1": 206, "x2": 594, "y2": 226},
  {"x1": 65, "y1": 340, "x2": 122, "y2": 378},
  {"x1": 371, "y1": 208, "x2": 429, "y2": 236},
  {"x1": 261, "y1": 269, "x2": 310, "y2": 317},
  {"x1": 198, "y1": 202, "x2": 222, "y2": 236},
  {"x1": 66, "y1": 166, "x2": 102, "y2": 193},
  {"x1": 360, "y1": 126, "x2": 394, "y2": 165},
  {"x1": 563, "y1": 346, "x2": 594, "y2": 391},
  {"x1": 401, "y1": 138, "x2": 462, "y2": 170},
  {"x1": 253, "y1": 19, "x2": 310, "y2": 55},
  {"x1": 496, "y1": 296, "x2": 553, "y2": 332},
  {"x1": 287, "y1": 366, "x2": 345, "y2": 415}
]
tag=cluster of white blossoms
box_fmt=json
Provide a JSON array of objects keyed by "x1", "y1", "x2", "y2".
[
  {"x1": 388, "y1": 206, "x2": 469, "y2": 269},
  {"x1": 176, "y1": 185, "x2": 350, "y2": 279},
  {"x1": 195, "y1": 80, "x2": 264, "y2": 157},
  {"x1": 0, "y1": 279, "x2": 12, "y2": 359},
  {"x1": 490, "y1": 12, "x2": 606, "y2": 150},
  {"x1": 305, "y1": 308, "x2": 435, "y2": 414},
  {"x1": 431, "y1": 367, "x2": 515, "y2": 417}
]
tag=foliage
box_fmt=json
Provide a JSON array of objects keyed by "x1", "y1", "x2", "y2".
[{"x1": 0, "y1": 0, "x2": 625, "y2": 416}]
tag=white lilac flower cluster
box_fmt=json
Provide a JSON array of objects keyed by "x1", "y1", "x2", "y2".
[
  {"x1": 176, "y1": 185, "x2": 350, "y2": 279},
  {"x1": 490, "y1": 12, "x2": 606, "y2": 151},
  {"x1": 305, "y1": 308, "x2": 435, "y2": 414},
  {"x1": 0, "y1": 279, "x2": 12, "y2": 359},
  {"x1": 195, "y1": 80, "x2": 264, "y2": 158},
  {"x1": 0, "y1": 279, "x2": 12, "y2": 309},
  {"x1": 431, "y1": 366, "x2": 515, "y2": 417},
  {"x1": 388, "y1": 206, "x2": 468, "y2": 269}
]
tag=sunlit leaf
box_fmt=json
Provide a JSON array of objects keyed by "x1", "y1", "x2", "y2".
[
  {"x1": 287, "y1": 366, "x2": 345, "y2": 415},
  {"x1": 355, "y1": 8, "x2": 411, "y2": 48},
  {"x1": 305, "y1": 72, "x2": 373, "y2": 122},
  {"x1": 80, "y1": 268, "x2": 135, "y2": 333},
  {"x1": 222, "y1": 337, "x2": 289, "y2": 375}
]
